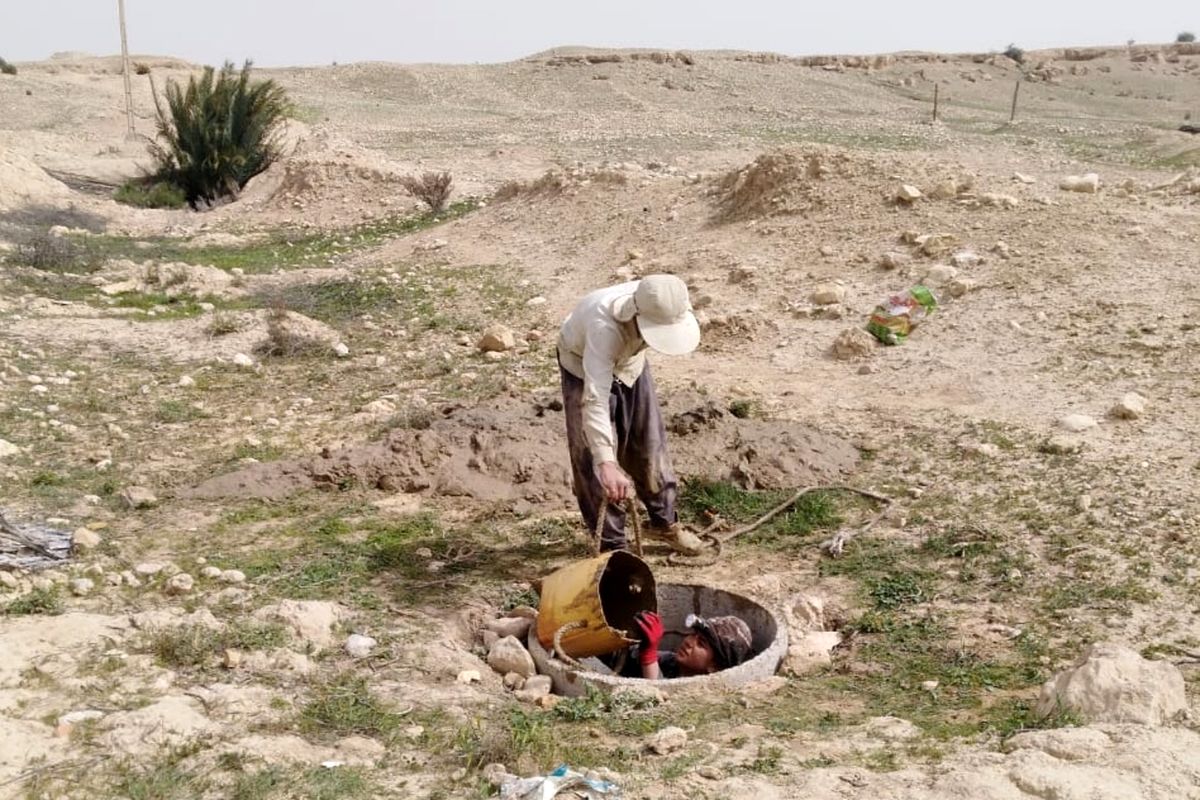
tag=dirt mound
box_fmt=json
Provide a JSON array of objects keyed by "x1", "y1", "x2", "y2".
[
  {"x1": 187, "y1": 396, "x2": 859, "y2": 503},
  {"x1": 0, "y1": 149, "x2": 72, "y2": 211},
  {"x1": 710, "y1": 149, "x2": 874, "y2": 223}
]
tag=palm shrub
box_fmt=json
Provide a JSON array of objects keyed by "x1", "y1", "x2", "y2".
[{"x1": 149, "y1": 60, "x2": 290, "y2": 208}]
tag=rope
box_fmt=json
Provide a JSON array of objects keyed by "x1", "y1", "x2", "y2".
[
  {"x1": 551, "y1": 621, "x2": 586, "y2": 669},
  {"x1": 668, "y1": 484, "x2": 893, "y2": 567},
  {"x1": 592, "y1": 496, "x2": 644, "y2": 557}
]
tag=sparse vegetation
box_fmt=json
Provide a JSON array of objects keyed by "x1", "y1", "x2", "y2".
[
  {"x1": 142, "y1": 621, "x2": 288, "y2": 668},
  {"x1": 149, "y1": 60, "x2": 291, "y2": 208},
  {"x1": 114, "y1": 179, "x2": 188, "y2": 209},
  {"x1": 12, "y1": 231, "x2": 95, "y2": 273},
  {"x1": 0, "y1": 57, "x2": 16, "y2": 76},
  {"x1": 2, "y1": 586, "x2": 64, "y2": 616},
  {"x1": 1178, "y1": 32, "x2": 1197, "y2": 43},
  {"x1": 400, "y1": 171, "x2": 453, "y2": 214}
]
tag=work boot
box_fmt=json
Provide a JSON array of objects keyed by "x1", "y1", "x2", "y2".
[{"x1": 643, "y1": 522, "x2": 706, "y2": 556}]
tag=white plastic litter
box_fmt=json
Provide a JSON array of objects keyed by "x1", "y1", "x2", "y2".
[{"x1": 500, "y1": 764, "x2": 620, "y2": 799}]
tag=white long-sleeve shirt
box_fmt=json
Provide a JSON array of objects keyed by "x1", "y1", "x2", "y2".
[{"x1": 557, "y1": 281, "x2": 648, "y2": 466}]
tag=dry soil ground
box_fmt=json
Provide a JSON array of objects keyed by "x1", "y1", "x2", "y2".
[{"x1": 1, "y1": 42, "x2": 1200, "y2": 799}]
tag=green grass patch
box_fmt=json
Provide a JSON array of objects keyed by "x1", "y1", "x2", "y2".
[
  {"x1": 142, "y1": 621, "x2": 288, "y2": 669},
  {"x1": 155, "y1": 399, "x2": 205, "y2": 423},
  {"x1": 3, "y1": 586, "x2": 64, "y2": 616},
  {"x1": 678, "y1": 479, "x2": 841, "y2": 548},
  {"x1": 72, "y1": 200, "x2": 479, "y2": 275},
  {"x1": 300, "y1": 673, "x2": 408, "y2": 740},
  {"x1": 114, "y1": 180, "x2": 188, "y2": 209}
]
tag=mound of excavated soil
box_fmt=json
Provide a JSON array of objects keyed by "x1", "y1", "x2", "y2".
[{"x1": 187, "y1": 396, "x2": 859, "y2": 503}]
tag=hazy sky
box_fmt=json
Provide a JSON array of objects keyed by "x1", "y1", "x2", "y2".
[{"x1": 2, "y1": 1, "x2": 1196, "y2": 67}]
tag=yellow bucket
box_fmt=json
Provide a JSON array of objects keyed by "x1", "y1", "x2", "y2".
[{"x1": 536, "y1": 551, "x2": 657, "y2": 659}]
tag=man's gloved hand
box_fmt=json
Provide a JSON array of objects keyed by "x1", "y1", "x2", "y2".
[
  {"x1": 635, "y1": 611, "x2": 663, "y2": 665},
  {"x1": 598, "y1": 461, "x2": 633, "y2": 503}
]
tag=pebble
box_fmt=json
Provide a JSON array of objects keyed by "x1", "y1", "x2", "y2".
[
  {"x1": 201, "y1": 566, "x2": 223, "y2": 579},
  {"x1": 456, "y1": 670, "x2": 482, "y2": 685},
  {"x1": 165, "y1": 574, "x2": 195, "y2": 595},
  {"x1": 810, "y1": 283, "x2": 846, "y2": 305},
  {"x1": 502, "y1": 672, "x2": 526, "y2": 690},
  {"x1": 1059, "y1": 414, "x2": 1099, "y2": 433},
  {"x1": 221, "y1": 569, "x2": 247, "y2": 584},
  {"x1": 921, "y1": 680, "x2": 940, "y2": 691},
  {"x1": 646, "y1": 726, "x2": 688, "y2": 755},
  {"x1": 478, "y1": 326, "x2": 516, "y2": 353},
  {"x1": 69, "y1": 578, "x2": 94, "y2": 596},
  {"x1": 1110, "y1": 392, "x2": 1146, "y2": 420},
  {"x1": 223, "y1": 649, "x2": 243, "y2": 669},
  {"x1": 333, "y1": 342, "x2": 350, "y2": 358},
  {"x1": 0, "y1": 572, "x2": 18, "y2": 589},
  {"x1": 232, "y1": 353, "x2": 255, "y2": 368},
  {"x1": 121, "y1": 571, "x2": 143, "y2": 588},
  {"x1": 120, "y1": 486, "x2": 158, "y2": 509},
  {"x1": 895, "y1": 184, "x2": 923, "y2": 203},
  {"x1": 178, "y1": 375, "x2": 195, "y2": 387},
  {"x1": 486, "y1": 616, "x2": 533, "y2": 639},
  {"x1": 345, "y1": 634, "x2": 378, "y2": 658},
  {"x1": 134, "y1": 562, "x2": 165, "y2": 577},
  {"x1": 72, "y1": 528, "x2": 102, "y2": 551}
]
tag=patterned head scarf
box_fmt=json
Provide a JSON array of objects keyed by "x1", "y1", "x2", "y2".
[{"x1": 686, "y1": 614, "x2": 754, "y2": 669}]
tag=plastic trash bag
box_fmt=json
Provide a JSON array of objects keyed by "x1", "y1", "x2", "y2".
[
  {"x1": 499, "y1": 764, "x2": 621, "y2": 799},
  {"x1": 866, "y1": 285, "x2": 937, "y2": 345}
]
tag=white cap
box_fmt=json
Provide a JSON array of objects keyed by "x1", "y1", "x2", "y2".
[{"x1": 632, "y1": 275, "x2": 701, "y2": 356}]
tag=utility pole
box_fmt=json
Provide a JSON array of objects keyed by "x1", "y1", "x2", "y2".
[{"x1": 118, "y1": 0, "x2": 136, "y2": 138}]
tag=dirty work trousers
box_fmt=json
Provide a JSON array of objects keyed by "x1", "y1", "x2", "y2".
[{"x1": 560, "y1": 358, "x2": 678, "y2": 552}]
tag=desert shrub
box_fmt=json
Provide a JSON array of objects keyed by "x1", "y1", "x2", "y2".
[
  {"x1": 1003, "y1": 44, "x2": 1025, "y2": 64},
  {"x1": 0, "y1": 57, "x2": 16, "y2": 76},
  {"x1": 149, "y1": 60, "x2": 290, "y2": 209},
  {"x1": 400, "y1": 171, "x2": 453, "y2": 214},
  {"x1": 492, "y1": 170, "x2": 569, "y2": 203},
  {"x1": 256, "y1": 307, "x2": 329, "y2": 359},
  {"x1": 1179, "y1": 32, "x2": 1197, "y2": 43},
  {"x1": 13, "y1": 232, "x2": 94, "y2": 273},
  {"x1": 134, "y1": 62, "x2": 151, "y2": 75},
  {"x1": 114, "y1": 180, "x2": 187, "y2": 209}
]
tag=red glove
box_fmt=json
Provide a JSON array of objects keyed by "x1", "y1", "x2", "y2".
[{"x1": 635, "y1": 611, "x2": 663, "y2": 666}]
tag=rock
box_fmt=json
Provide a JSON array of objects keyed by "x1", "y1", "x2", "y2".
[
  {"x1": 481, "y1": 630, "x2": 500, "y2": 651},
  {"x1": 729, "y1": 265, "x2": 757, "y2": 284},
  {"x1": 483, "y1": 763, "x2": 514, "y2": 788},
  {"x1": 922, "y1": 264, "x2": 959, "y2": 285},
  {"x1": 333, "y1": 342, "x2": 350, "y2": 358},
  {"x1": 58, "y1": 709, "x2": 105, "y2": 726},
  {"x1": 257, "y1": 600, "x2": 347, "y2": 650},
  {"x1": 486, "y1": 616, "x2": 533, "y2": 639},
  {"x1": 486, "y1": 635, "x2": 536, "y2": 678},
  {"x1": 1110, "y1": 392, "x2": 1146, "y2": 420},
  {"x1": 1041, "y1": 435, "x2": 1082, "y2": 455},
  {"x1": 222, "y1": 649, "x2": 243, "y2": 669},
  {"x1": 921, "y1": 680, "x2": 940, "y2": 691},
  {"x1": 950, "y1": 251, "x2": 982, "y2": 269},
  {"x1": 178, "y1": 375, "x2": 195, "y2": 388},
  {"x1": 831, "y1": 327, "x2": 874, "y2": 361},
  {"x1": 134, "y1": 562, "x2": 166, "y2": 577},
  {"x1": 456, "y1": 669, "x2": 482, "y2": 685},
  {"x1": 73, "y1": 527, "x2": 102, "y2": 551},
  {"x1": 928, "y1": 179, "x2": 959, "y2": 200},
  {"x1": 478, "y1": 326, "x2": 516, "y2": 353},
  {"x1": 502, "y1": 672, "x2": 526, "y2": 691},
  {"x1": 980, "y1": 193, "x2": 1020, "y2": 209},
  {"x1": 69, "y1": 578, "x2": 95, "y2": 596},
  {"x1": 535, "y1": 695, "x2": 562, "y2": 710},
  {"x1": 1014, "y1": 172, "x2": 1036, "y2": 184},
  {"x1": 0, "y1": 572, "x2": 18, "y2": 589},
  {"x1": 232, "y1": 353, "x2": 255, "y2": 368},
  {"x1": 0, "y1": 439, "x2": 21, "y2": 459},
  {"x1": 783, "y1": 631, "x2": 843, "y2": 675},
  {"x1": 1060, "y1": 173, "x2": 1100, "y2": 193},
  {"x1": 864, "y1": 716, "x2": 922, "y2": 741},
  {"x1": 646, "y1": 726, "x2": 688, "y2": 755},
  {"x1": 697, "y1": 765, "x2": 725, "y2": 780},
  {"x1": 220, "y1": 569, "x2": 247, "y2": 584},
  {"x1": 200, "y1": 566, "x2": 223, "y2": 579},
  {"x1": 878, "y1": 251, "x2": 910, "y2": 270},
  {"x1": 523, "y1": 675, "x2": 552, "y2": 695},
  {"x1": 895, "y1": 184, "x2": 923, "y2": 203},
  {"x1": 810, "y1": 283, "x2": 846, "y2": 305},
  {"x1": 1036, "y1": 642, "x2": 1187, "y2": 725},
  {"x1": 946, "y1": 278, "x2": 978, "y2": 298},
  {"x1": 165, "y1": 574, "x2": 195, "y2": 595},
  {"x1": 120, "y1": 486, "x2": 157, "y2": 509},
  {"x1": 345, "y1": 634, "x2": 378, "y2": 658},
  {"x1": 1059, "y1": 414, "x2": 1098, "y2": 433}
]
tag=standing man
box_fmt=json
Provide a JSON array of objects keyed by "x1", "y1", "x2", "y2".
[{"x1": 558, "y1": 274, "x2": 705, "y2": 555}]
